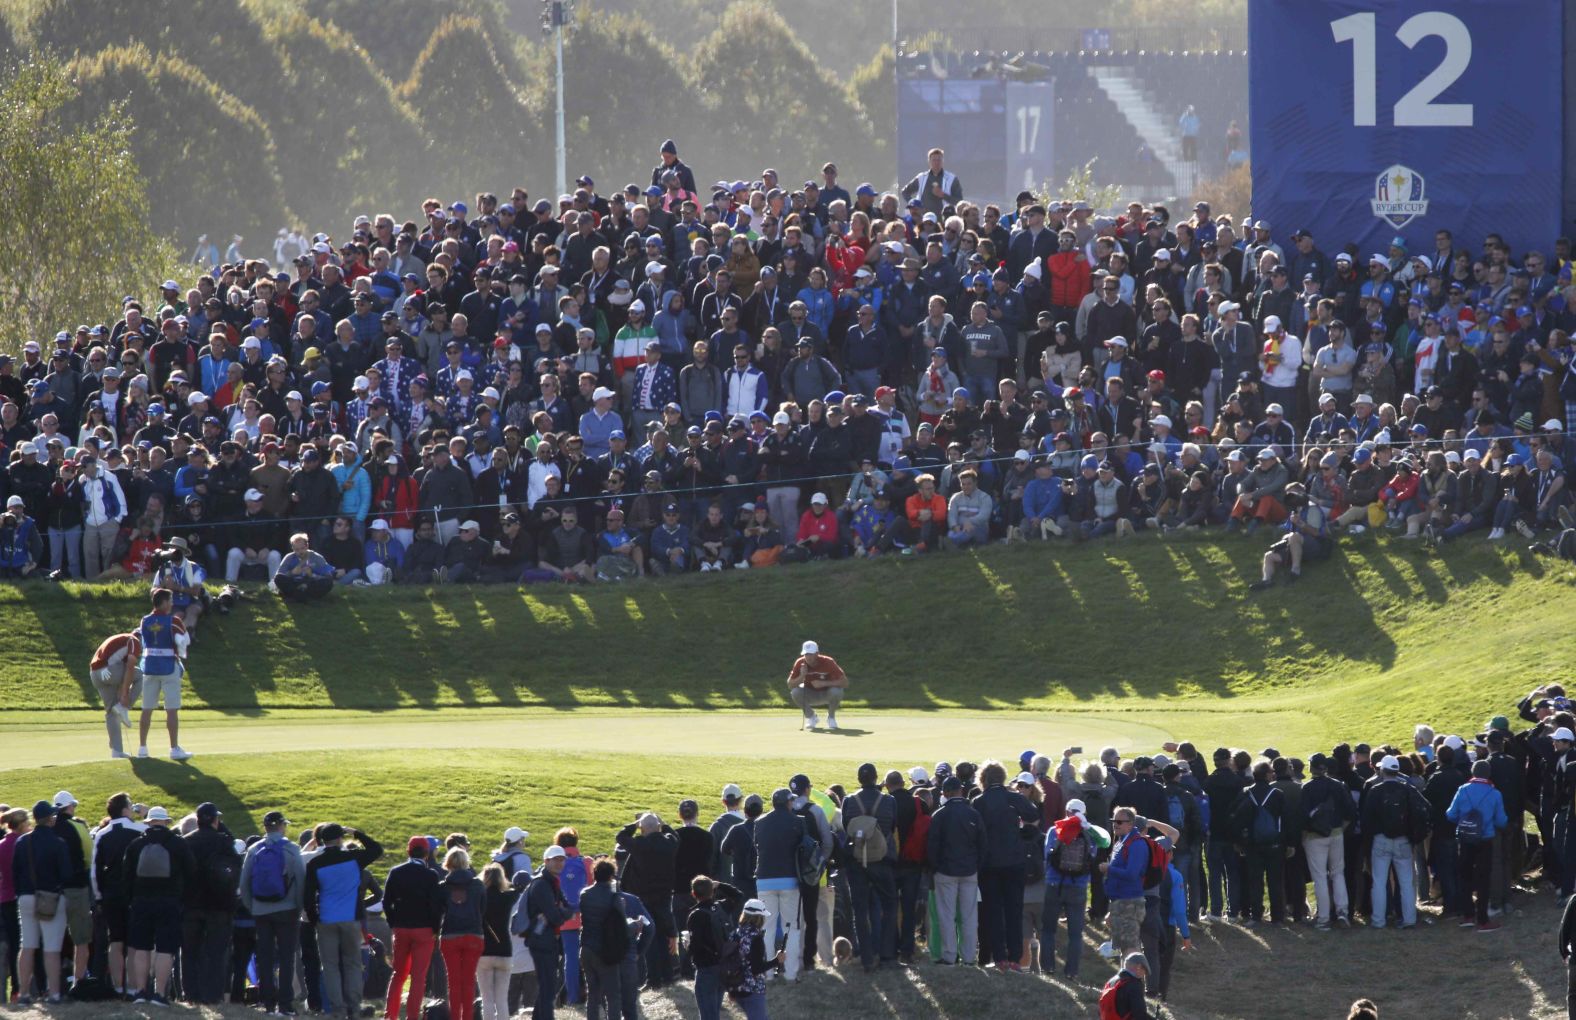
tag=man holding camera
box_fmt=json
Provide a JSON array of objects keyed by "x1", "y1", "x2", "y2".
[
  {"x1": 137, "y1": 588, "x2": 192, "y2": 761},
  {"x1": 786, "y1": 640, "x2": 847, "y2": 732},
  {"x1": 150, "y1": 536, "x2": 207, "y2": 642},
  {"x1": 1249, "y1": 482, "x2": 1332, "y2": 591}
]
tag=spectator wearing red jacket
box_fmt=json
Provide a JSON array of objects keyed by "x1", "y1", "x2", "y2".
[
  {"x1": 794, "y1": 491, "x2": 839, "y2": 559},
  {"x1": 1045, "y1": 231, "x2": 1092, "y2": 324}
]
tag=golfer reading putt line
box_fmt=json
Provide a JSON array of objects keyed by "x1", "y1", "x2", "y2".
[{"x1": 787, "y1": 640, "x2": 848, "y2": 731}]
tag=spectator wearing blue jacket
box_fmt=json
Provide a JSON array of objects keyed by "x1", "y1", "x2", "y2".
[
  {"x1": 578, "y1": 389, "x2": 622, "y2": 459},
  {"x1": 1042, "y1": 800, "x2": 1108, "y2": 980},
  {"x1": 1446, "y1": 761, "x2": 1509, "y2": 930},
  {"x1": 1103, "y1": 808, "x2": 1150, "y2": 963},
  {"x1": 330, "y1": 444, "x2": 371, "y2": 539},
  {"x1": 925, "y1": 776, "x2": 985, "y2": 966},
  {"x1": 1021, "y1": 458, "x2": 1068, "y2": 539},
  {"x1": 649, "y1": 505, "x2": 691, "y2": 575},
  {"x1": 515, "y1": 846, "x2": 572, "y2": 1020},
  {"x1": 797, "y1": 270, "x2": 835, "y2": 337},
  {"x1": 363, "y1": 521, "x2": 406, "y2": 585},
  {"x1": 302, "y1": 823, "x2": 383, "y2": 1020}
]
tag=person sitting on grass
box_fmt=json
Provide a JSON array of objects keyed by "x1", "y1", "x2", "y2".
[
  {"x1": 946, "y1": 469, "x2": 992, "y2": 548},
  {"x1": 1250, "y1": 483, "x2": 1331, "y2": 590},
  {"x1": 1227, "y1": 447, "x2": 1289, "y2": 535},
  {"x1": 273, "y1": 531, "x2": 335, "y2": 602}
]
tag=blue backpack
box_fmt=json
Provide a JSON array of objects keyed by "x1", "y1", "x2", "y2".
[
  {"x1": 1248, "y1": 788, "x2": 1280, "y2": 847},
  {"x1": 250, "y1": 841, "x2": 290, "y2": 902},
  {"x1": 1166, "y1": 794, "x2": 1186, "y2": 834}
]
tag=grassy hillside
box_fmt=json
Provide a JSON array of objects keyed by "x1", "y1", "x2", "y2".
[{"x1": 4, "y1": 535, "x2": 1571, "y2": 736}]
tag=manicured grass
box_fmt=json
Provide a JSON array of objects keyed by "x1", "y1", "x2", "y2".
[{"x1": 1, "y1": 535, "x2": 1571, "y2": 751}]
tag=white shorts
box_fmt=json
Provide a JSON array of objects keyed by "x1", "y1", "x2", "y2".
[
  {"x1": 141, "y1": 665, "x2": 183, "y2": 710},
  {"x1": 20, "y1": 893, "x2": 69, "y2": 951}
]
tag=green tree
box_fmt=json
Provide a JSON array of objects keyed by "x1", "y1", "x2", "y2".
[
  {"x1": 0, "y1": 59, "x2": 187, "y2": 354},
  {"x1": 688, "y1": 2, "x2": 881, "y2": 185},
  {"x1": 317, "y1": 0, "x2": 514, "y2": 86},
  {"x1": 63, "y1": 44, "x2": 292, "y2": 242},
  {"x1": 399, "y1": 15, "x2": 544, "y2": 202}
]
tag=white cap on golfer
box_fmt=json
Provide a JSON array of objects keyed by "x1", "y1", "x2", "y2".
[{"x1": 801, "y1": 640, "x2": 818, "y2": 655}]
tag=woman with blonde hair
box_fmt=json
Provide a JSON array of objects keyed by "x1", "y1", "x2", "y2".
[
  {"x1": 439, "y1": 848, "x2": 486, "y2": 1020},
  {"x1": 475, "y1": 863, "x2": 515, "y2": 1020}
]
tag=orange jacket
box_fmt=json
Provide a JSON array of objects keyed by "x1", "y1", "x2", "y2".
[
  {"x1": 1046, "y1": 251, "x2": 1092, "y2": 308},
  {"x1": 905, "y1": 492, "x2": 948, "y2": 529}
]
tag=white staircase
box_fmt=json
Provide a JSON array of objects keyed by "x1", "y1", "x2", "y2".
[{"x1": 1086, "y1": 66, "x2": 1197, "y2": 200}]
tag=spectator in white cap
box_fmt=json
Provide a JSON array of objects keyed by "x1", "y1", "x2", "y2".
[
  {"x1": 786, "y1": 639, "x2": 848, "y2": 731},
  {"x1": 491, "y1": 827, "x2": 532, "y2": 881},
  {"x1": 1360, "y1": 753, "x2": 1429, "y2": 930},
  {"x1": 731, "y1": 898, "x2": 775, "y2": 1013},
  {"x1": 363, "y1": 519, "x2": 404, "y2": 585},
  {"x1": 578, "y1": 386, "x2": 621, "y2": 459},
  {"x1": 225, "y1": 487, "x2": 284, "y2": 581},
  {"x1": 1257, "y1": 312, "x2": 1302, "y2": 423}
]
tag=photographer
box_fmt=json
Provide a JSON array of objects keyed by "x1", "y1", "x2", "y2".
[
  {"x1": 1249, "y1": 483, "x2": 1332, "y2": 591},
  {"x1": 149, "y1": 536, "x2": 207, "y2": 641}
]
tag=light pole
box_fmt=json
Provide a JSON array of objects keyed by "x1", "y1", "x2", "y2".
[{"x1": 542, "y1": 0, "x2": 572, "y2": 199}]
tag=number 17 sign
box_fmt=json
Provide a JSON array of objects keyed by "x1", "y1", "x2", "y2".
[{"x1": 1250, "y1": 0, "x2": 1562, "y2": 255}]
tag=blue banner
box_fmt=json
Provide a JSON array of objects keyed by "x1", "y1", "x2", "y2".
[{"x1": 1250, "y1": 0, "x2": 1563, "y2": 256}]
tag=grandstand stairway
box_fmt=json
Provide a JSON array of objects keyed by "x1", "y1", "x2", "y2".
[{"x1": 1088, "y1": 65, "x2": 1198, "y2": 199}]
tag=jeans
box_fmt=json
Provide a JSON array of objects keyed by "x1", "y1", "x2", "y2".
[
  {"x1": 180, "y1": 907, "x2": 232, "y2": 1003},
  {"x1": 1303, "y1": 831, "x2": 1349, "y2": 923},
  {"x1": 932, "y1": 873, "x2": 977, "y2": 964},
  {"x1": 642, "y1": 896, "x2": 676, "y2": 987},
  {"x1": 560, "y1": 930, "x2": 580, "y2": 1003},
  {"x1": 693, "y1": 964, "x2": 722, "y2": 1020},
  {"x1": 440, "y1": 935, "x2": 483, "y2": 1020},
  {"x1": 617, "y1": 956, "x2": 639, "y2": 1019},
  {"x1": 1433, "y1": 833, "x2": 1463, "y2": 917},
  {"x1": 253, "y1": 913, "x2": 299, "y2": 1013},
  {"x1": 48, "y1": 526, "x2": 81, "y2": 578},
  {"x1": 978, "y1": 865, "x2": 1025, "y2": 964},
  {"x1": 581, "y1": 954, "x2": 622, "y2": 1020},
  {"x1": 386, "y1": 927, "x2": 436, "y2": 1020},
  {"x1": 1041, "y1": 882, "x2": 1086, "y2": 978},
  {"x1": 528, "y1": 945, "x2": 559, "y2": 1020},
  {"x1": 758, "y1": 887, "x2": 802, "y2": 981},
  {"x1": 318, "y1": 919, "x2": 365, "y2": 1017},
  {"x1": 845, "y1": 860, "x2": 896, "y2": 967},
  {"x1": 894, "y1": 864, "x2": 923, "y2": 958},
  {"x1": 1370, "y1": 834, "x2": 1416, "y2": 927},
  {"x1": 736, "y1": 989, "x2": 769, "y2": 1020}
]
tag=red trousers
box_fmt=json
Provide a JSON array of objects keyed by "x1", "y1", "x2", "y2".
[
  {"x1": 440, "y1": 935, "x2": 484, "y2": 1020},
  {"x1": 385, "y1": 927, "x2": 436, "y2": 1020}
]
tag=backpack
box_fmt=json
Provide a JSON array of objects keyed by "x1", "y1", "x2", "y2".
[
  {"x1": 1375, "y1": 782, "x2": 1410, "y2": 840},
  {"x1": 1248, "y1": 788, "x2": 1280, "y2": 847},
  {"x1": 204, "y1": 847, "x2": 241, "y2": 906},
  {"x1": 1165, "y1": 792, "x2": 1187, "y2": 837},
  {"x1": 1138, "y1": 835, "x2": 1167, "y2": 890},
  {"x1": 1404, "y1": 787, "x2": 1431, "y2": 845},
  {"x1": 1049, "y1": 832, "x2": 1092, "y2": 878},
  {"x1": 1021, "y1": 827, "x2": 1047, "y2": 885},
  {"x1": 795, "y1": 828, "x2": 827, "y2": 887},
  {"x1": 598, "y1": 897, "x2": 630, "y2": 965},
  {"x1": 718, "y1": 932, "x2": 747, "y2": 992},
  {"x1": 842, "y1": 789, "x2": 889, "y2": 866},
  {"x1": 136, "y1": 840, "x2": 172, "y2": 880},
  {"x1": 1455, "y1": 802, "x2": 1486, "y2": 844},
  {"x1": 1305, "y1": 790, "x2": 1340, "y2": 838},
  {"x1": 250, "y1": 841, "x2": 290, "y2": 902},
  {"x1": 1099, "y1": 971, "x2": 1139, "y2": 1020}
]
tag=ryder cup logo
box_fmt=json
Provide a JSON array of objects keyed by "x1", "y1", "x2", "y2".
[{"x1": 1371, "y1": 165, "x2": 1428, "y2": 229}]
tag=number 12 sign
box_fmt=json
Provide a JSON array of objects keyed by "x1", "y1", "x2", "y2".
[{"x1": 1250, "y1": 0, "x2": 1562, "y2": 255}]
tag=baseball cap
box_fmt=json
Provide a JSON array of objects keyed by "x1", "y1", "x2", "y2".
[
  {"x1": 810, "y1": 492, "x2": 829, "y2": 505},
  {"x1": 1555, "y1": 728, "x2": 1576, "y2": 742},
  {"x1": 542, "y1": 846, "x2": 567, "y2": 862},
  {"x1": 801, "y1": 640, "x2": 818, "y2": 655},
  {"x1": 1379, "y1": 755, "x2": 1401, "y2": 771}
]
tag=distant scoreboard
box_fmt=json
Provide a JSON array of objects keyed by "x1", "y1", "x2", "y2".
[
  {"x1": 1251, "y1": 0, "x2": 1565, "y2": 253},
  {"x1": 897, "y1": 78, "x2": 1055, "y2": 205}
]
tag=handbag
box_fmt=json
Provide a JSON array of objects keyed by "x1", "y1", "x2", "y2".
[{"x1": 29, "y1": 836, "x2": 61, "y2": 919}]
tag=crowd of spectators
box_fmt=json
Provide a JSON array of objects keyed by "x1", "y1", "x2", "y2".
[
  {"x1": 7, "y1": 139, "x2": 1576, "y2": 596},
  {"x1": 5, "y1": 678, "x2": 1571, "y2": 1017}
]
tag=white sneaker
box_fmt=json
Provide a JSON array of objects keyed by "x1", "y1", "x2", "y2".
[
  {"x1": 1348, "y1": 524, "x2": 1366, "y2": 535},
  {"x1": 169, "y1": 746, "x2": 193, "y2": 761},
  {"x1": 1515, "y1": 519, "x2": 1536, "y2": 539},
  {"x1": 735, "y1": 561, "x2": 750, "y2": 570},
  {"x1": 136, "y1": 746, "x2": 150, "y2": 759},
  {"x1": 1488, "y1": 527, "x2": 1505, "y2": 540},
  {"x1": 116, "y1": 703, "x2": 132, "y2": 727},
  {"x1": 826, "y1": 715, "x2": 839, "y2": 731},
  {"x1": 111, "y1": 750, "x2": 131, "y2": 760},
  {"x1": 1098, "y1": 941, "x2": 1116, "y2": 960},
  {"x1": 803, "y1": 713, "x2": 819, "y2": 731}
]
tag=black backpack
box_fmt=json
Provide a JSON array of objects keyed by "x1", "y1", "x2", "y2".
[
  {"x1": 1305, "y1": 793, "x2": 1339, "y2": 838},
  {"x1": 1021, "y1": 826, "x2": 1046, "y2": 885},
  {"x1": 1049, "y1": 831, "x2": 1092, "y2": 877},
  {"x1": 204, "y1": 848, "x2": 241, "y2": 907},
  {"x1": 598, "y1": 896, "x2": 630, "y2": 965}
]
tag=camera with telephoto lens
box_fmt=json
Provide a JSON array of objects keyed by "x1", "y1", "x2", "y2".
[{"x1": 214, "y1": 583, "x2": 246, "y2": 616}]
